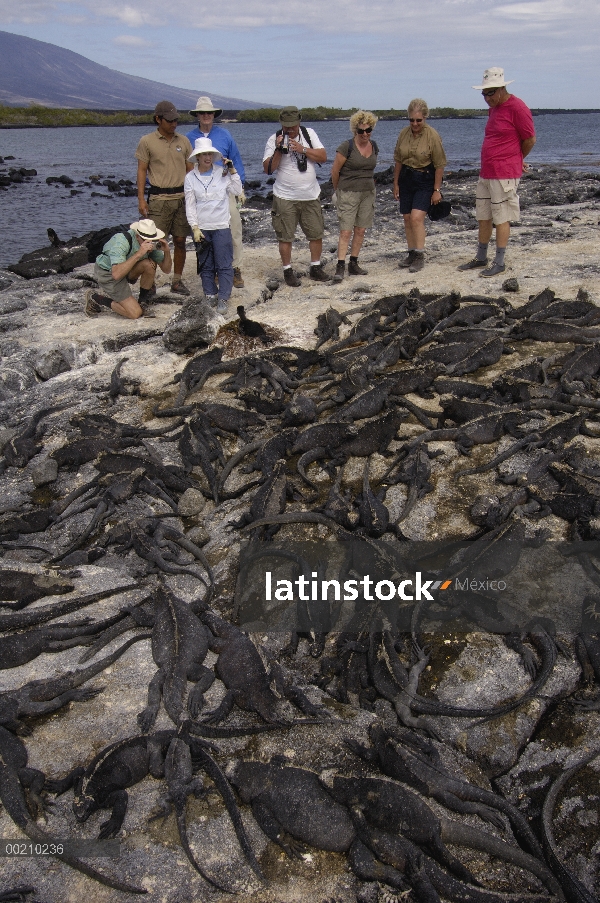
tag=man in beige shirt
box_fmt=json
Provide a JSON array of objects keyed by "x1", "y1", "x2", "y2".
[{"x1": 136, "y1": 101, "x2": 193, "y2": 295}]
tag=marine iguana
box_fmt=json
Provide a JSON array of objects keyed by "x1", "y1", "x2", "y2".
[
  {"x1": 0, "y1": 634, "x2": 150, "y2": 733},
  {"x1": 149, "y1": 723, "x2": 264, "y2": 888},
  {"x1": 348, "y1": 724, "x2": 545, "y2": 860},
  {"x1": 0, "y1": 726, "x2": 146, "y2": 894},
  {"x1": 137, "y1": 586, "x2": 212, "y2": 731}
]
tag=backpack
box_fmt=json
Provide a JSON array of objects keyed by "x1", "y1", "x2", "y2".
[{"x1": 86, "y1": 225, "x2": 133, "y2": 263}]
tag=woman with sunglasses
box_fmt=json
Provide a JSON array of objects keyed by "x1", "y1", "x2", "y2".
[
  {"x1": 330, "y1": 110, "x2": 379, "y2": 282},
  {"x1": 393, "y1": 99, "x2": 447, "y2": 273}
]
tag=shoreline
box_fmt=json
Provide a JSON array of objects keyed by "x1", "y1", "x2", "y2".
[{"x1": 2, "y1": 107, "x2": 600, "y2": 129}]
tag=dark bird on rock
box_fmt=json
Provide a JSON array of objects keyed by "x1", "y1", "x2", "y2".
[{"x1": 237, "y1": 306, "x2": 271, "y2": 344}]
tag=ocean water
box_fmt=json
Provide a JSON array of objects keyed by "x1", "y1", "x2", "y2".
[{"x1": 1, "y1": 113, "x2": 599, "y2": 267}]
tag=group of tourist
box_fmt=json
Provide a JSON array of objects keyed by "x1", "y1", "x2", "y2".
[{"x1": 85, "y1": 66, "x2": 536, "y2": 321}]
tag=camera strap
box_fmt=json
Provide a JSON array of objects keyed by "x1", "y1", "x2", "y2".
[{"x1": 273, "y1": 127, "x2": 322, "y2": 167}]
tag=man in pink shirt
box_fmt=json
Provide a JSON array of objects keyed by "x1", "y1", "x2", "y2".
[{"x1": 458, "y1": 68, "x2": 536, "y2": 277}]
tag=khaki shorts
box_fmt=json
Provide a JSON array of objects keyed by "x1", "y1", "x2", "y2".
[
  {"x1": 337, "y1": 187, "x2": 376, "y2": 231},
  {"x1": 148, "y1": 195, "x2": 190, "y2": 238},
  {"x1": 475, "y1": 178, "x2": 521, "y2": 225},
  {"x1": 271, "y1": 196, "x2": 324, "y2": 243},
  {"x1": 94, "y1": 263, "x2": 137, "y2": 303}
]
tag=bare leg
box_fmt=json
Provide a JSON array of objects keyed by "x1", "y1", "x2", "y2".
[
  {"x1": 350, "y1": 227, "x2": 366, "y2": 257},
  {"x1": 308, "y1": 238, "x2": 323, "y2": 263},
  {"x1": 172, "y1": 236, "x2": 187, "y2": 281},
  {"x1": 494, "y1": 221, "x2": 510, "y2": 249},
  {"x1": 278, "y1": 241, "x2": 293, "y2": 266},
  {"x1": 408, "y1": 209, "x2": 427, "y2": 250},
  {"x1": 337, "y1": 229, "x2": 352, "y2": 260},
  {"x1": 477, "y1": 219, "x2": 494, "y2": 244},
  {"x1": 111, "y1": 296, "x2": 143, "y2": 319}
]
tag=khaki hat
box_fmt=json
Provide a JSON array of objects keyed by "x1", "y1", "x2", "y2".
[
  {"x1": 130, "y1": 219, "x2": 165, "y2": 240},
  {"x1": 279, "y1": 106, "x2": 301, "y2": 126},
  {"x1": 472, "y1": 67, "x2": 514, "y2": 90},
  {"x1": 154, "y1": 100, "x2": 179, "y2": 120},
  {"x1": 189, "y1": 95, "x2": 223, "y2": 117},
  {"x1": 188, "y1": 137, "x2": 222, "y2": 160}
]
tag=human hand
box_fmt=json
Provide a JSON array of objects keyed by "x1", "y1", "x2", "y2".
[
  {"x1": 192, "y1": 226, "x2": 205, "y2": 243},
  {"x1": 237, "y1": 191, "x2": 246, "y2": 208},
  {"x1": 523, "y1": 161, "x2": 531, "y2": 173},
  {"x1": 139, "y1": 240, "x2": 156, "y2": 255},
  {"x1": 393, "y1": 185, "x2": 400, "y2": 201},
  {"x1": 138, "y1": 200, "x2": 149, "y2": 217},
  {"x1": 331, "y1": 191, "x2": 337, "y2": 207}
]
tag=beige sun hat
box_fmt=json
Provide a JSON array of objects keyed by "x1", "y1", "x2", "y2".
[
  {"x1": 472, "y1": 67, "x2": 514, "y2": 90},
  {"x1": 189, "y1": 95, "x2": 223, "y2": 116},
  {"x1": 188, "y1": 137, "x2": 222, "y2": 160},
  {"x1": 129, "y1": 219, "x2": 165, "y2": 240}
]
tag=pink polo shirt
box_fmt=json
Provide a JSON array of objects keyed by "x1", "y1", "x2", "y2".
[{"x1": 480, "y1": 94, "x2": 536, "y2": 179}]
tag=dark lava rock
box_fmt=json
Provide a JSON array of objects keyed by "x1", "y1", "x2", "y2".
[
  {"x1": 31, "y1": 457, "x2": 59, "y2": 486},
  {"x1": 0, "y1": 297, "x2": 27, "y2": 314},
  {"x1": 33, "y1": 347, "x2": 72, "y2": 381},
  {"x1": 46, "y1": 175, "x2": 75, "y2": 186},
  {"x1": 502, "y1": 277, "x2": 519, "y2": 293},
  {"x1": 162, "y1": 298, "x2": 219, "y2": 354},
  {"x1": 245, "y1": 180, "x2": 262, "y2": 189},
  {"x1": 374, "y1": 165, "x2": 394, "y2": 185},
  {"x1": 7, "y1": 244, "x2": 89, "y2": 279}
]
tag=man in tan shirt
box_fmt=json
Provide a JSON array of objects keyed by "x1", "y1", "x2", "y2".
[{"x1": 136, "y1": 101, "x2": 194, "y2": 295}]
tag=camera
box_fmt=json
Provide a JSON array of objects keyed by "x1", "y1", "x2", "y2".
[
  {"x1": 153, "y1": 240, "x2": 162, "y2": 249},
  {"x1": 296, "y1": 154, "x2": 308, "y2": 173},
  {"x1": 278, "y1": 135, "x2": 289, "y2": 154}
]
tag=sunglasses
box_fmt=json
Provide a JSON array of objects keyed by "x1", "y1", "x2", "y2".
[
  {"x1": 482, "y1": 88, "x2": 500, "y2": 97},
  {"x1": 356, "y1": 127, "x2": 373, "y2": 134},
  {"x1": 409, "y1": 118, "x2": 423, "y2": 123}
]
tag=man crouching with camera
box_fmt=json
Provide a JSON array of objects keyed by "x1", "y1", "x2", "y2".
[
  {"x1": 263, "y1": 106, "x2": 328, "y2": 287},
  {"x1": 85, "y1": 219, "x2": 172, "y2": 319}
]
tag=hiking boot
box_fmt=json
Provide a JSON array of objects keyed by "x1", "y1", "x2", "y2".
[
  {"x1": 84, "y1": 289, "x2": 104, "y2": 317},
  {"x1": 233, "y1": 268, "x2": 244, "y2": 288},
  {"x1": 398, "y1": 251, "x2": 416, "y2": 268},
  {"x1": 458, "y1": 257, "x2": 488, "y2": 271},
  {"x1": 205, "y1": 294, "x2": 218, "y2": 307},
  {"x1": 332, "y1": 261, "x2": 345, "y2": 284},
  {"x1": 146, "y1": 283, "x2": 157, "y2": 299},
  {"x1": 217, "y1": 298, "x2": 228, "y2": 314},
  {"x1": 310, "y1": 264, "x2": 329, "y2": 282},
  {"x1": 480, "y1": 262, "x2": 506, "y2": 277},
  {"x1": 284, "y1": 268, "x2": 301, "y2": 287},
  {"x1": 171, "y1": 280, "x2": 191, "y2": 296},
  {"x1": 408, "y1": 253, "x2": 425, "y2": 273},
  {"x1": 348, "y1": 259, "x2": 367, "y2": 276}
]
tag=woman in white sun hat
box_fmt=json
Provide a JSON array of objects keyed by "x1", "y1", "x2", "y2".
[{"x1": 184, "y1": 136, "x2": 242, "y2": 314}]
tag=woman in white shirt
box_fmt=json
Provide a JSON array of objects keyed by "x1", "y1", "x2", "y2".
[{"x1": 185, "y1": 137, "x2": 242, "y2": 313}]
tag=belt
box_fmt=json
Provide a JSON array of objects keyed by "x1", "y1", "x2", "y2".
[
  {"x1": 403, "y1": 165, "x2": 432, "y2": 174},
  {"x1": 148, "y1": 185, "x2": 184, "y2": 195}
]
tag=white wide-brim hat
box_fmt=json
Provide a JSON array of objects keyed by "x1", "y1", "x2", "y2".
[
  {"x1": 472, "y1": 67, "x2": 514, "y2": 90},
  {"x1": 130, "y1": 219, "x2": 165, "y2": 240},
  {"x1": 189, "y1": 95, "x2": 223, "y2": 116},
  {"x1": 189, "y1": 137, "x2": 222, "y2": 160}
]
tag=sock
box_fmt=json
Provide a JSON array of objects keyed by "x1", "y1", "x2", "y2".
[
  {"x1": 283, "y1": 264, "x2": 292, "y2": 270},
  {"x1": 172, "y1": 274, "x2": 182, "y2": 284},
  {"x1": 337, "y1": 260, "x2": 345, "y2": 267},
  {"x1": 311, "y1": 261, "x2": 321, "y2": 267},
  {"x1": 495, "y1": 247, "x2": 506, "y2": 266},
  {"x1": 350, "y1": 256, "x2": 358, "y2": 263},
  {"x1": 476, "y1": 242, "x2": 489, "y2": 262},
  {"x1": 92, "y1": 292, "x2": 113, "y2": 309}
]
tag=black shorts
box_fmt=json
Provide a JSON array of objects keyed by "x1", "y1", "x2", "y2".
[{"x1": 399, "y1": 165, "x2": 435, "y2": 214}]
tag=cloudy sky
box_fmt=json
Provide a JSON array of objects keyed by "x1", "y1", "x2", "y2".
[{"x1": 1, "y1": 0, "x2": 597, "y2": 108}]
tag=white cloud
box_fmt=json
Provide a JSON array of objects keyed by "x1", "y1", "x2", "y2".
[{"x1": 113, "y1": 33, "x2": 150, "y2": 46}]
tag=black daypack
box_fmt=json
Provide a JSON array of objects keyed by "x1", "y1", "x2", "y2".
[
  {"x1": 275, "y1": 126, "x2": 322, "y2": 167},
  {"x1": 86, "y1": 225, "x2": 133, "y2": 263}
]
